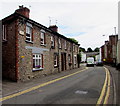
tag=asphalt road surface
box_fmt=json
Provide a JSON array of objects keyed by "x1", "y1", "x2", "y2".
[{"x1": 2, "y1": 66, "x2": 115, "y2": 105}]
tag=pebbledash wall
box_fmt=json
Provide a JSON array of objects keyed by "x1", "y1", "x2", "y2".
[{"x1": 2, "y1": 6, "x2": 80, "y2": 82}]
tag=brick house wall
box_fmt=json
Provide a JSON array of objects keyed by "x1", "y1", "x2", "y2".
[
  {"x1": 2, "y1": 6, "x2": 80, "y2": 82},
  {"x1": 2, "y1": 19, "x2": 17, "y2": 81},
  {"x1": 101, "y1": 45, "x2": 105, "y2": 62},
  {"x1": 101, "y1": 35, "x2": 118, "y2": 65},
  {"x1": 117, "y1": 40, "x2": 120, "y2": 65}
]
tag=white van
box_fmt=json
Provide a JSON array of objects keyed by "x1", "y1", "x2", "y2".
[{"x1": 86, "y1": 57, "x2": 95, "y2": 67}]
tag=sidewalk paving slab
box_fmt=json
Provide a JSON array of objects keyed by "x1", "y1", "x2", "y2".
[
  {"x1": 2, "y1": 65, "x2": 85, "y2": 97},
  {"x1": 105, "y1": 65, "x2": 120, "y2": 105}
]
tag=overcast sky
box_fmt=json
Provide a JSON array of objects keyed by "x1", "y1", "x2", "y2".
[{"x1": 0, "y1": 0, "x2": 119, "y2": 50}]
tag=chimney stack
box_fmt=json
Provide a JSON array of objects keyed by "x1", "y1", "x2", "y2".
[
  {"x1": 49, "y1": 25, "x2": 58, "y2": 32},
  {"x1": 15, "y1": 5, "x2": 30, "y2": 18}
]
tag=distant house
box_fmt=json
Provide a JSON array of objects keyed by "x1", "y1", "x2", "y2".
[
  {"x1": 81, "y1": 52, "x2": 87, "y2": 62},
  {"x1": 2, "y1": 6, "x2": 80, "y2": 82},
  {"x1": 80, "y1": 51, "x2": 99, "y2": 62},
  {"x1": 101, "y1": 35, "x2": 118, "y2": 65},
  {"x1": 117, "y1": 35, "x2": 120, "y2": 68},
  {"x1": 85, "y1": 52, "x2": 99, "y2": 59}
]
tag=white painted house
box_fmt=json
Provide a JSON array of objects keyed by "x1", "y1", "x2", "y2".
[{"x1": 81, "y1": 52, "x2": 87, "y2": 62}]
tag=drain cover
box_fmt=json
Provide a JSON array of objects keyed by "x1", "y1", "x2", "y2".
[{"x1": 75, "y1": 90, "x2": 88, "y2": 94}]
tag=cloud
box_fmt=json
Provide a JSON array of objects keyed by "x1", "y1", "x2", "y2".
[{"x1": 0, "y1": 1, "x2": 118, "y2": 50}]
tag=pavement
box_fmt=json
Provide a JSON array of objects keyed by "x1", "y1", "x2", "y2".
[
  {"x1": 2, "y1": 64, "x2": 120, "y2": 105},
  {"x1": 2, "y1": 65, "x2": 86, "y2": 98},
  {"x1": 105, "y1": 65, "x2": 120, "y2": 105}
]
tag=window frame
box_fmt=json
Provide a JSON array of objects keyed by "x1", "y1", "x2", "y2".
[
  {"x1": 26, "y1": 22, "x2": 33, "y2": 43},
  {"x1": 65, "y1": 40, "x2": 67, "y2": 50},
  {"x1": 59, "y1": 38, "x2": 62, "y2": 49},
  {"x1": 54, "y1": 53, "x2": 58, "y2": 67},
  {"x1": 74, "y1": 55, "x2": 77, "y2": 65},
  {"x1": 40, "y1": 32, "x2": 45, "y2": 45},
  {"x1": 73, "y1": 44, "x2": 75, "y2": 52},
  {"x1": 33, "y1": 54, "x2": 43, "y2": 71},
  {"x1": 2, "y1": 25, "x2": 7, "y2": 41},
  {"x1": 68, "y1": 54, "x2": 72, "y2": 66},
  {"x1": 51, "y1": 35, "x2": 55, "y2": 48}
]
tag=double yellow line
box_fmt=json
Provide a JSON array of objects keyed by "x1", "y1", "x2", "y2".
[
  {"x1": 0, "y1": 67, "x2": 88, "y2": 102},
  {"x1": 96, "y1": 67, "x2": 111, "y2": 105}
]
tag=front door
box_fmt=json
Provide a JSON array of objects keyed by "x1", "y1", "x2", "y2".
[{"x1": 61, "y1": 53, "x2": 66, "y2": 71}]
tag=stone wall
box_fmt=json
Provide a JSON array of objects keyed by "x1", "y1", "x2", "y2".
[{"x1": 3, "y1": 17, "x2": 79, "y2": 82}]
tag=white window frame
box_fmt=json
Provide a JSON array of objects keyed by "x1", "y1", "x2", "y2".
[
  {"x1": 2, "y1": 25, "x2": 6, "y2": 40},
  {"x1": 54, "y1": 54, "x2": 58, "y2": 67},
  {"x1": 41, "y1": 31, "x2": 45, "y2": 45},
  {"x1": 73, "y1": 44, "x2": 75, "y2": 51},
  {"x1": 26, "y1": 23, "x2": 32, "y2": 42},
  {"x1": 33, "y1": 54, "x2": 43, "y2": 71},
  {"x1": 51, "y1": 36, "x2": 55, "y2": 47},
  {"x1": 69, "y1": 43, "x2": 71, "y2": 51},
  {"x1": 74, "y1": 55, "x2": 77, "y2": 65},
  {"x1": 59, "y1": 38, "x2": 61, "y2": 48},
  {"x1": 65, "y1": 40, "x2": 67, "y2": 50},
  {"x1": 68, "y1": 54, "x2": 71, "y2": 63}
]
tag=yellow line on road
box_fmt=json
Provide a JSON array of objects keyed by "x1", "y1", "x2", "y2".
[
  {"x1": 103, "y1": 67, "x2": 111, "y2": 104},
  {"x1": 96, "y1": 67, "x2": 108, "y2": 105},
  {"x1": 96, "y1": 67, "x2": 111, "y2": 105},
  {"x1": 0, "y1": 67, "x2": 88, "y2": 102}
]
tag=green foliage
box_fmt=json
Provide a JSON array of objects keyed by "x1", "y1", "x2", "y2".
[
  {"x1": 69, "y1": 38, "x2": 78, "y2": 44},
  {"x1": 79, "y1": 47, "x2": 86, "y2": 52},
  {"x1": 87, "y1": 47, "x2": 93, "y2": 52},
  {"x1": 94, "y1": 47, "x2": 99, "y2": 52}
]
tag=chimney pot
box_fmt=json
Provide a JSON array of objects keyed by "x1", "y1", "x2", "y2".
[
  {"x1": 49, "y1": 25, "x2": 58, "y2": 32},
  {"x1": 15, "y1": 5, "x2": 30, "y2": 18}
]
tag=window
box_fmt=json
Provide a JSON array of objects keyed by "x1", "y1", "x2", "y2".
[
  {"x1": 65, "y1": 40, "x2": 67, "y2": 50},
  {"x1": 41, "y1": 31, "x2": 45, "y2": 45},
  {"x1": 2, "y1": 25, "x2": 6, "y2": 41},
  {"x1": 33, "y1": 54, "x2": 43, "y2": 71},
  {"x1": 69, "y1": 43, "x2": 72, "y2": 51},
  {"x1": 51, "y1": 35, "x2": 55, "y2": 48},
  {"x1": 73, "y1": 44, "x2": 75, "y2": 51},
  {"x1": 74, "y1": 55, "x2": 77, "y2": 65},
  {"x1": 54, "y1": 53, "x2": 58, "y2": 67},
  {"x1": 59, "y1": 38, "x2": 61, "y2": 48},
  {"x1": 68, "y1": 54, "x2": 72, "y2": 66},
  {"x1": 26, "y1": 23, "x2": 33, "y2": 42}
]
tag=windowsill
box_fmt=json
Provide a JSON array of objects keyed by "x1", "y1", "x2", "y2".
[
  {"x1": 54, "y1": 65, "x2": 58, "y2": 68},
  {"x1": 32, "y1": 68, "x2": 43, "y2": 72},
  {"x1": 2, "y1": 40, "x2": 7, "y2": 43},
  {"x1": 41, "y1": 44, "x2": 46, "y2": 47},
  {"x1": 51, "y1": 46, "x2": 55, "y2": 49},
  {"x1": 25, "y1": 40, "x2": 33, "y2": 44}
]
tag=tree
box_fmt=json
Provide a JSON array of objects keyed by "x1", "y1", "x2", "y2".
[
  {"x1": 87, "y1": 47, "x2": 93, "y2": 52},
  {"x1": 94, "y1": 47, "x2": 99, "y2": 52},
  {"x1": 79, "y1": 47, "x2": 86, "y2": 52},
  {"x1": 69, "y1": 38, "x2": 78, "y2": 44}
]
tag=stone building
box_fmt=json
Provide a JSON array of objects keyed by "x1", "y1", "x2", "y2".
[{"x1": 2, "y1": 6, "x2": 80, "y2": 82}]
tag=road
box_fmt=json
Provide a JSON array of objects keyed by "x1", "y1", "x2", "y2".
[{"x1": 2, "y1": 66, "x2": 115, "y2": 105}]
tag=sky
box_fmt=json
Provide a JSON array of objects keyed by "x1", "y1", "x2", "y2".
[{"x1": 0, "y1": 0, "x2": 119, "y2": 50}]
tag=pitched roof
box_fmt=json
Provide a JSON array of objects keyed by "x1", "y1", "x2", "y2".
[{"x1": 2, "y1": 12, "x2": 80, "y2": 46}]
